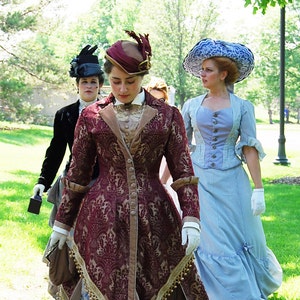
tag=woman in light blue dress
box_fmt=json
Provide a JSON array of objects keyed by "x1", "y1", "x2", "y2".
[{"x1": 181, "y1": 38, "x2": 282, "y2": 300}]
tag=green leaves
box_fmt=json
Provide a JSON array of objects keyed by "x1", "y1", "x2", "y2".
[
  {"x1": 244, "y1": 0, "x2": 293, "y2": 14},
  {"x1": 3, "y1": 11, "x2": 36, "y2": 32}
]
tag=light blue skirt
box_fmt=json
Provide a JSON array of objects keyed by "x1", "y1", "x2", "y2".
[{"x1": 194, "y1": 165, "x2": 282, "y2": 300}]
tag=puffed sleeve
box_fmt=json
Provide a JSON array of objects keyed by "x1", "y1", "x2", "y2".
[{"x1": 235, "y1": 100, "x2": 266, "y2": 162}]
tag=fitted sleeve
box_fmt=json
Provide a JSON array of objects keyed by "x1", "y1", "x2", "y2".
[
  {"x1": 55, "y1": 112, "x2": 97, "y2": 228},
  {"x1": 165, "y1": 106, "x2": 200, "y2": 221},
  {"x1": 38, "y1": 110, "x2": 68, "y2": 191},
  {"x1": 235, "y1": 100, "x2": 266, "y2": 162},
  {"x1": 66, "y1": 113, "x2": 97, "y2": 184}
]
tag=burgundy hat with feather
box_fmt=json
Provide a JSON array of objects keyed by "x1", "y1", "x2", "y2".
[{"x1": 105, "y1": 30, "x2": 152, "y2": 75}]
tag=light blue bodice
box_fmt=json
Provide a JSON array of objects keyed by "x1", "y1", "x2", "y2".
[{"x1": 182, "y1": 93, "x2": 265, "y2": 170}]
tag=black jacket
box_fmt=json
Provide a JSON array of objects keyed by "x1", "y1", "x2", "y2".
[{"x1": 37, "y1": 100, "x2": 99, "y2": 191}]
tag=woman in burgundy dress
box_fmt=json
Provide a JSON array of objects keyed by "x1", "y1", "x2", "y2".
[{"x1": 49, "y1": 30, "x2": 208, "y2": 300}]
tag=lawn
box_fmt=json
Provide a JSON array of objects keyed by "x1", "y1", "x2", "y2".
[
  {"x1": 0, "y1": 120, "x2": 299, "y2": 300},
  {"x1": 0, "y1": 123, "x2": 58, "y2": 300}
]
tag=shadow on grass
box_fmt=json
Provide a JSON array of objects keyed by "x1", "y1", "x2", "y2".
[
  {"x1": 1, "y1": 167, "x2": 299, "y2": 298},
  {"x1": 268, "y1": 293, "x2": 287, "y2": 300},
  {"x1": 0, "y1": 170, "x2": 52, "y2": 251}
]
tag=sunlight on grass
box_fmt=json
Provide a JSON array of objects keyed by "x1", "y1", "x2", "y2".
[
  {"x1": 0, "y1": 224, "x2": 51, "y2": 299},
  {"x1": 283, "y1": 261, "x2": 300, "y2": 272},
  {"x1": 0, "y1": 188, "x2": 15, "y2": 197},
  {"x1": 0, "y1": 121, "x2": 32, "y2": 130},
  {"x1": 261, "y1": 215, "x2": 275, "y2": 221},
  {"x1": 1, "y1": 144, "x2": 51, "y2": 174},
  {"x1": 275, "y1": 276, "x2": 300, "y2": 300}
]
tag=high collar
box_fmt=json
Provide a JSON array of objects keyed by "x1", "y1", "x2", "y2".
[
  {"x1": 79, "y1": 98, "x2": 98, "y2": 114},
  {"x1": 115, "y1": 89, "x2": 145, "y2": 106}
]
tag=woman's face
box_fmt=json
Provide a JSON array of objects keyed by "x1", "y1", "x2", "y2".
[
  {"x1": 77, "y1": 76, "x2": 101, "y2": 102},
  {"x1": 108, "y1": 66, "x2": 143, "y2": 104},
  {"x1": 200, "y1": 59, "x2": 227, "y2": 90}
]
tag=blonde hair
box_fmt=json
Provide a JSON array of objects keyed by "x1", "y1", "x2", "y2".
[{"x1": 146, "y1": 77, "x2": 169, "y2": 102}]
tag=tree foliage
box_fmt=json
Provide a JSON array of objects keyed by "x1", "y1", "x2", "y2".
[
  {"x1": 0, "y1": 0, "x2": 69, "y2": 123},
  {"x1": 1, "y1": 0, "x2": 299, "y2": 124},
  {"x1": 137, "y1": 0, "x2": 219, "y2": 107},
  {"x1": 238, "y1": 1, "x2": 300, "y2": 122},
  {"x1": 244, "y1": 0, "x2": 293, "y2": 14}
]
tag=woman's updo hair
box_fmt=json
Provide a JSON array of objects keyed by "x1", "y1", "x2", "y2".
[
  {"x1": 213, "y1": 57, "x2": 240, "y2": 85},
  {"x1": 103, "y1": 59, "x2": 114, "y2": 75}
]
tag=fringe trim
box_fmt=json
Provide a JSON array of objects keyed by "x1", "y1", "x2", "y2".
[
  {"x1": 155, "y1": 254, "x2": 195, "y2": 299},
  {"x1": 69, "y1": 243, "x2": 107, "y2": 300},
  {"x1": 69, "y1": 241, "x2": 194, "y2": 300}
]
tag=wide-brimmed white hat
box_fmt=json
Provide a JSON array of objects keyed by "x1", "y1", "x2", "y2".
[{"x1": 183, "y1": 38, "x2": 254, "y2": 82}]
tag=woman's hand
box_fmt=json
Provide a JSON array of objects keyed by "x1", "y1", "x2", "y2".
[
  {"x1": 49, "y1": 226, "x2": 69, "y2": 249},
  {"x1": 181, "y1": 222, "x2": 201, "y2": 255},
  {"x1": 251, "y1": 188, "x2": 265, "y2": 216}
]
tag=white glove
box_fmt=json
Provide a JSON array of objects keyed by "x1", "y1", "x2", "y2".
[
  {"x1": 49, "y1": 226, "x2": 69, "y2": 249},
  {"x1": 251, "y1": 188, "x2": 265, "y2": 216},
  {"x1": 33, "y1": 184, "x2": 45, "y2": 196},
  {"x1": 181, "y1": 221, "x2": 201, "y2": 256}
]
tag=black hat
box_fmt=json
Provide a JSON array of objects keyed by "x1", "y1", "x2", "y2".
[{"x1": 69, "y1": 45, "x2": 103, "y2": 78}]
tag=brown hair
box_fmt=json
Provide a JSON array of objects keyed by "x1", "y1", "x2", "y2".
[
  {"x1": 212, "y1": 57, "x2": 240, "y2": 85},
  {"x1": 103, "y1": 59, "x2": 114, "y2": 74},
  {"x1": 75, "y1": 73, "x2": 104, "y2": 85}
]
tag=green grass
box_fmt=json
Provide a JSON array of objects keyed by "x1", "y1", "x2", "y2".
[
  {"x1": 0, "y1": 122, "x2": 60, "y2": 299},
  {"x1": 0, "y1": 120, "x2": 299, "y2": 299},
  {"x1": 256, "y1": 124, "x2": 300, "y2": 300}
]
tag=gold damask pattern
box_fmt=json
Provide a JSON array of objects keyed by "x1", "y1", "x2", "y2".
[{"x1": 55, "y1": 93, "x2": 208, "y2": 300}]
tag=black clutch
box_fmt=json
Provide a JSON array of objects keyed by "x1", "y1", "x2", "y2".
[{"x1": 27, "y1": 194, "x2": 42, "y2": 214}]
